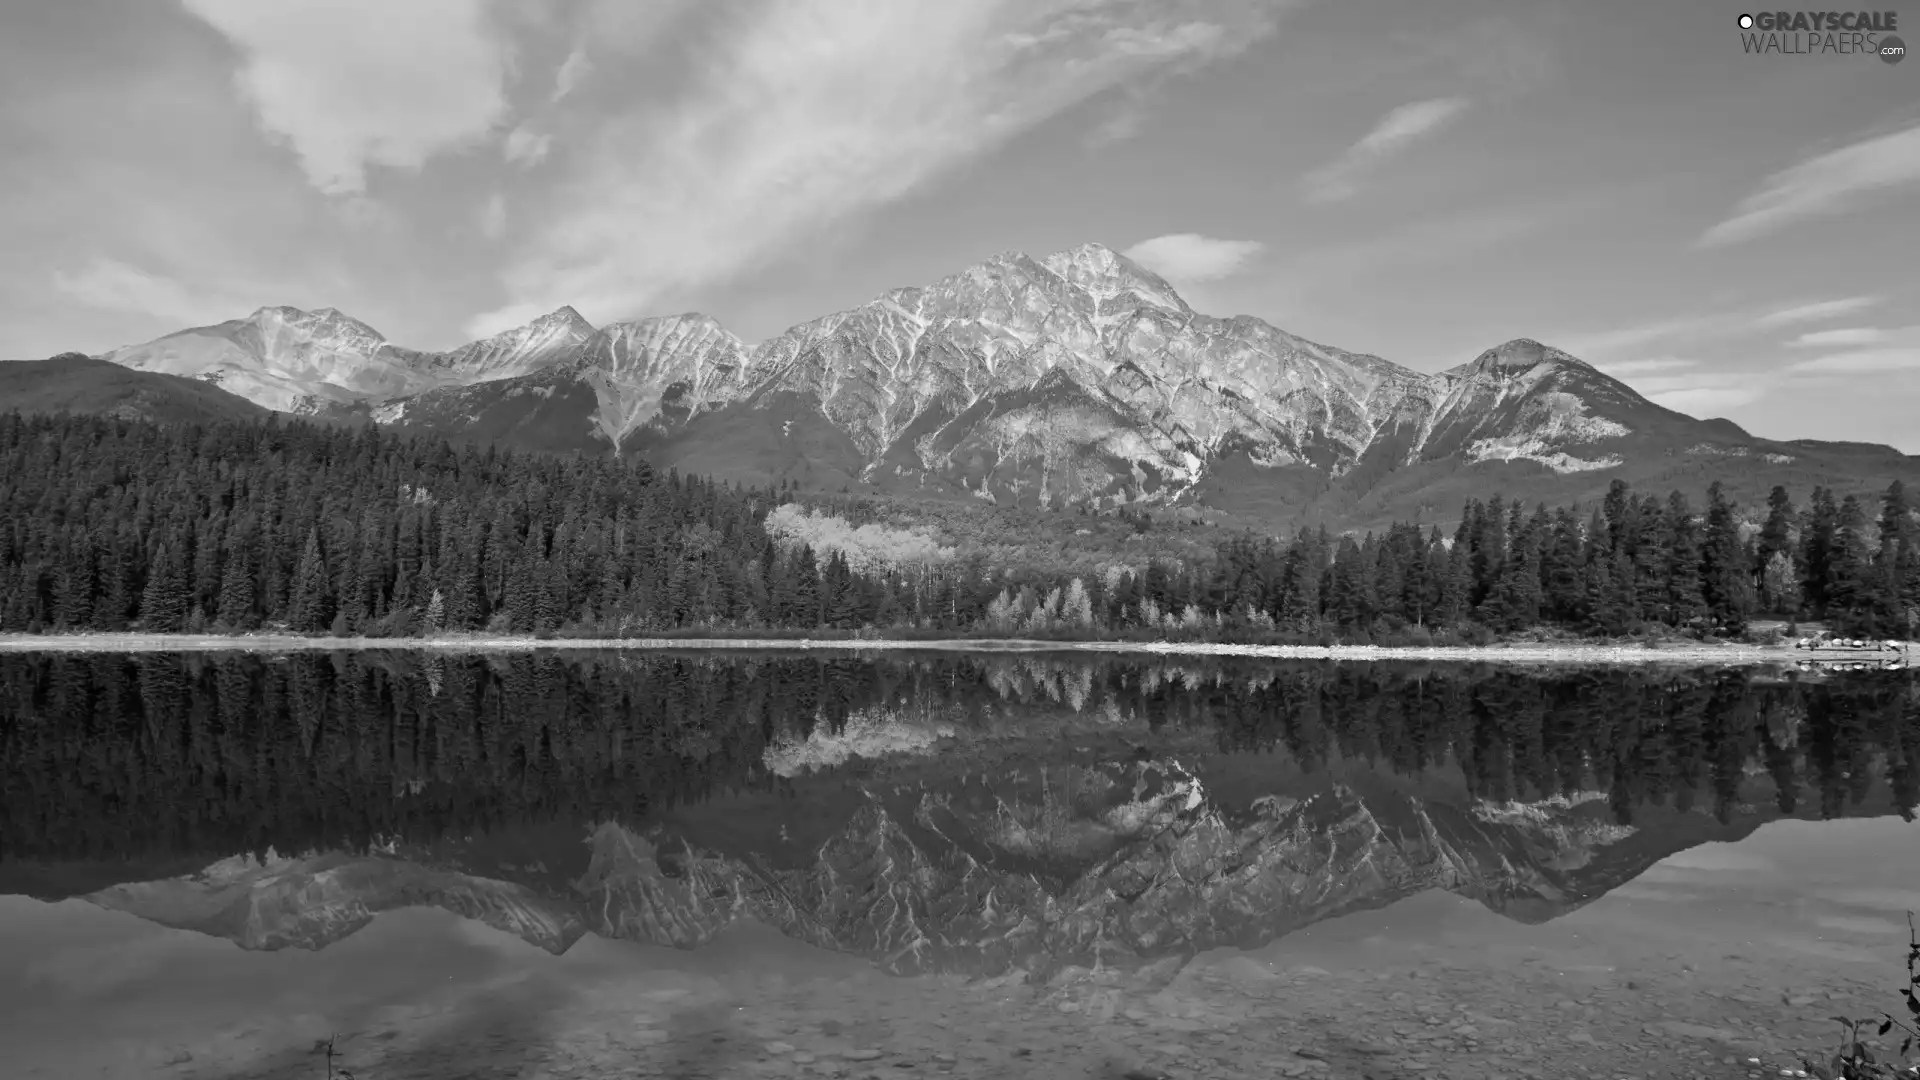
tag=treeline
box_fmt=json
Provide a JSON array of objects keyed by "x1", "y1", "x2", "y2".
[
  {"x1": 3, "y1": 652, "x2": 1914, "y2": 869},
  {"x1": 0, "y1": 412, "x2": 1915, "y2": 642},
  {"x1": 1197, "y1": 478, "x2": 1919, "y2": 641}
]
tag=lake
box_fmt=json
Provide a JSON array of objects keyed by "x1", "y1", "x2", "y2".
[{"x1": 1, "y1": 651, "x2": 1916, "y2": 1080}]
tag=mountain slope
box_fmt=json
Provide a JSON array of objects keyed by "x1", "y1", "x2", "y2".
[
  {"x1": 94, "y1": 245, "x2": 1920, "y2": 529},
  {"x1": 0, "y1": 353, "x2": 269, "y2": 425},
  {"x1": 59, "y1": 753, "x2": 1861, "y2": 985}
]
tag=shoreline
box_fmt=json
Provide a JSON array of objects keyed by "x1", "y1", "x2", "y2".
[{"x1": 0, "y1": 631, "x2": 1911, "y2": 665}]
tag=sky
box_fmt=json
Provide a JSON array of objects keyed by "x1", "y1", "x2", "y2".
[{"x1": 0, "y1": 0, "x2": 1916, "y2": 450}]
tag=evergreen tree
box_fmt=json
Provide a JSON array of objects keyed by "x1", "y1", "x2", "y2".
[
  {"x1": 1757, "y1": 485, "x2": 1795, "y2": 571},
  {"x1": 1700, "y1": 481, "x2": 1753, "y2": 633},
  {"x1": 1828, "y1": 495, "x2": 1875, "y2": 631},
  {"x1": 1664, "y1": 492, "x2": 1705, "y2": 628},
  {"x1": 215, "y1": 538, "x2": 255, "y2": 628},
  {"x1": 286, "y1": 528, "x2": 331, "y2": 632},
  {"x1": 1802, "y1": 486, "x2": 1839, "y2": 615},
  {"x1": 1874, "y1": 481, "x2": 1916, "y2": 637},
  {"x1": 138, "y1": 542, "x2": 189, "y2": 632}
]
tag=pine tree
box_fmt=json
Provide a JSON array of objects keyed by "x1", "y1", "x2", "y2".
[
  {"x1": 139, "y1": 542, "x2": 189, "y2": 632},
  {"x1": 286, "y1": 528, "x2": 331, "y2": 632},
  {"x1": 1874, "y1": 481, "x2": 1914, "y2": 637},
  {"x1": 1802, "y1": 486, "x2": 1839, "y2": 616},
  {"x1": 1828, "y1": 494, "x2": 1874, "y2": 631},
  {"x1": 1700, "y1": 481, "x2": 1753, "y2": 633},
  {"x1": 1757, "y1": 485, "x2": 1795, "y2": 570},
  {"x1": 215, "y1": 540, "x2": 255, "y2": 628},
  {"x1": 1664, "y1": 492, "x2": 1704, "y2": 628}
]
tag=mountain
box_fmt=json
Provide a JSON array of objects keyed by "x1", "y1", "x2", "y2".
[
  {"x1": 89, "y1": 244, "x2": 1920, "y2": 530},
  {"x1": 0, "y1": 352, "x2": 268, "y2": 425},
  {"x1": 95, "y1": 303, "x2": 591, "y2": 417},
  {"x1": 50, "y1": 750, "x2": 1864, "y2": 987}
]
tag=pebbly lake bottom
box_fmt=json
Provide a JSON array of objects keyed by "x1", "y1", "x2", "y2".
[{"x1": 2, "y1": 817, "x2": 1914, "y2": 1080}]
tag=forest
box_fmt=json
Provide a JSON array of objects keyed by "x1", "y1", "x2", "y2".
[
  {"x1": 3, "y1": 651, "x2": 1915, "y2": 869},
  {"x1": 0, "y1": 411, "x2": 1916, "y2": 642}
]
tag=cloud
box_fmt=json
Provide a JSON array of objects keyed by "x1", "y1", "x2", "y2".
[
  {"x1": 1553, "y1": 314, "x2": 1746, "y2": 359},
  {"x1": 1638, "y1": 374, "x2": 1770, "y2": 416},
  {"x1": 1754, "y1": 296, "x2": 1880, "y2": 328},
  {"x1": 1269, "y1": 188, "x2": 1596, "y2": 292},
  {"x1": 576, "y1": 0, "x2": 700, "y2": 55},
  {"x1": 1584, "y1": 355, "x2": 1772, "y2": 416},
  {"x1": 1121, "y1": 233, "x2": 1266, "y2": 283},
  {"x1": 502, "y1": 125, "x2": 553, "y2": 167},
  {"x1": 1596, "y1": 355, "x2": 1702, "y2": 376},
  {"x1": 551, "y1": 47, "x2": 592, "y2": 103},
  {"x1": 469, "y1": 0, "x2": 1303, "y2": 337},
  {"x1": 1300, "y1": 96, "x2": 1470, "y2": 204},
  {"x1": 479, "y1": 193, "x2": 507, "y2": 241},
  {"x1": 49, "y1": 258, "x2": 243, "y2": 329},
  {"x1": 1698, "y1": 120, "x2": 1920, "y2": 246},
  {"x1": 1783, "y1": 348, "x2": 1920, "y2": 375},
  {"x1": 1084, "y1": 84, "x2": 1154, "y2": 147},
  {"x1": 180, "y1": 0, "x2": 514, "y2": 196},
  {"x1": 1786, "y1": 327, "x2": 1888, "y2": 348},
  {"x1": 1558, "y1": 295, "x2": 1885, "y2": 360}
]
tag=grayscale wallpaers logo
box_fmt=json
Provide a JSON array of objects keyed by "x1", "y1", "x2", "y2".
[{"x1": 1737, "y1": 10, "x2": 1905, "y2": 61}]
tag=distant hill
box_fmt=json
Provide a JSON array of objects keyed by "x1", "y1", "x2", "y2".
[{"x1": 1, "y1": 352, "x2": 269, "y2": 426}]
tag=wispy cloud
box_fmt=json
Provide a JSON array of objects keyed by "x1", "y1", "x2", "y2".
[
  {"x1": 1754, "y1": 296, "x2": 1880, "y2": 328},
  {"x1": 1586, "y1": 355, "x2": 1772, "y2": 417},
  {"x1": 479, "y1": 193, "x2": 507, "y2": 241},
  {"x1": 180, "y1": 0, "x2": 514, "y2": 196},
  {"x1": 1596, "y1": 355, "x2": 1702, "y2": 376},
  {"x1": 1635, "y1": 370, "x2": 1771, "y2": 416},
  {"x1": 1558, "y1": 295, "x2": 1887, "y2": 360},
  {"x1": 1271, "y1": 189, "x2": 1589, "y2": 291},
  {"x1": 1554, "y1": 315, "x2": 1746, "y2": 360},
  {"x1": 550, "y1": 48, "x2": 592, "y2": 103},
  {"x1": 502, "y1": 126, "x2": 553, "y2": 168},
  {"x1": 1121, "y1": 233, "x2": 1265, "y2": 283},
  {"x1": 50, "y1": 257, "x2": 245, "y2": 329},
  {"x1": 1784, "y1": 349, "x2": 1920, "y2": 375},
  {"x1": 1698, "y1": 120, "x2": 1920, "y2": 247},
  {"x1": 1083, "y1": 83, "x2": 1155, "y2": 148},
  {"x1": 1786, "y1": 327, "x2": 1888, "y2": 348},
  {"x1": 1782, "y1": 324, "x2": 1920, "y2": 376},
  {"x1": 470, "y1": 0, "x2": 1304, "y2": 337},
  {"x1": 1300, "y1": 96, "x2": 1470, "y2": 204}
]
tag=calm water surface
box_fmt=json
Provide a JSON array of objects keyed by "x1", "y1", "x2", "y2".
[{"x1": 1, "y1": 651, "x2": 1916, "y2": 1080}]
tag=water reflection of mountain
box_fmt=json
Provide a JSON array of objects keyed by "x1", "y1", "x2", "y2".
[{"x1": 1, "y1": 652, "x2": 1914, "y2": 981}]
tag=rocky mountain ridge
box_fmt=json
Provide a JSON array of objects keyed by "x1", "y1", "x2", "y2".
[
  {"x1": 88, "y1": 244, "x2": 1919, "y2": 527},
  {"x1": 61, "y1": 756, "x2": 1808, "y2": 986}
]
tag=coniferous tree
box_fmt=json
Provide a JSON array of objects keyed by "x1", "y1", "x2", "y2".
[
  {"x1": 1664, "y1": 492, "x2": 1704, "y2": 628},
  {"x1": 1802, "y1": 486, "x2": 1839, "y2": 616},
  {"x1": 1700, "y1": 481, "x2": 1753, "y2": 633},
  {"x1": 1757, "y1": 485, "x2": 1795, "y2": 572},
  {"x1": 1828, "y1": 495, "x2": 1874, "y2": 631},
  {"x1": 139, "y1": 542, "x2": 189, "y2": 632},
  {"x1": 1874, "y1": 480, "x2": 1915, "y2": 637},
  {"x1": 287, "y1": 528, "x2": 331, "y2": 633},
  {"x1": 215, "y1": 537, "x2": 255, "y2": 629}
]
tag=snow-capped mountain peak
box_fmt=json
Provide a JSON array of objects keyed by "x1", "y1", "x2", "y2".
[{"x1": 95, "y1": 243, "x2": 1899, "y2": 527}]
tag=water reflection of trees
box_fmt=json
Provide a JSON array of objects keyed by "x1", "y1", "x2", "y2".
[{"x1": 1, "y1": 653, "x2": 1914, "y2": 869}]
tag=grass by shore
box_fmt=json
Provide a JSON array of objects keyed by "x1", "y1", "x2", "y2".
[{"x1": 0, "y1": 630, "x2": 1912, "y2": 665}]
